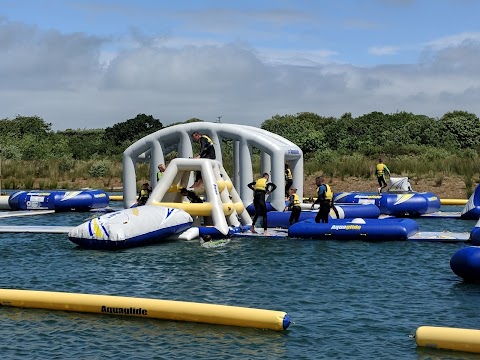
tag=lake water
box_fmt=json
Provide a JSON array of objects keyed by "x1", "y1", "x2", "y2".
[{"x1": 1, "y1": 205, "x2": 480, "y2": 359}]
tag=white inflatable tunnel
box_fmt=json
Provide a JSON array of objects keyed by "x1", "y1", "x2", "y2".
[{"x1": 122, "y1": 123, "x2": 303, "y2": 212}]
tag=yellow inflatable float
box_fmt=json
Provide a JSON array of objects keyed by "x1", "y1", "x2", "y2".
[
  {"x1": 416, "y1": 326, "x2": 480, "y2": 353},
  {"x1": 0, "y1": 289, "x2": 291, "y2": 331}
]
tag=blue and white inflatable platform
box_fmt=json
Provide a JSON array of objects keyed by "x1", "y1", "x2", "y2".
[
  {"x1": 68, "y1": 205, "x2": 193, "y2": 250},
  {"x1": 333, "y1": 177, "x2": 441, "y2": 217},
  {"x1": 8, "y1": 189, "x2": 109, "y2": 212}
]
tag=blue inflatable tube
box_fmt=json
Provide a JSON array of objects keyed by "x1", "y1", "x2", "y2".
[
  {"x1": 450, "y1": 247, "x2": 480, "y2": 282},
  {"x1": 8, "y1": 190, "x2": 109, "y2": 211},
  {"x1": 198, "y1": 225, "x2": 248, "y2": 238},
  {"x1": 246, "y1": 202, "x2": 277, "y2": 215},
  {"x1": 267, "y1": 204, "x2": 380, "y2": 229},
  {"x1": 288, "y1": 218, "x2": 419, "y2": 241},
  {"x1": 334, "y1": 192, "x2": 440, "y2": 217}
]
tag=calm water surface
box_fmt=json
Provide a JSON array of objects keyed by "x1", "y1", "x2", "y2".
[{"x1": 0, "y1": 206, "x2": 479, "y2": 359}]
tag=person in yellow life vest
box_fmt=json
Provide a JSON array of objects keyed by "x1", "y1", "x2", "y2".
[
  {"x1": 311, "y1": 176, "x2": 338, "y2": 223},
  {"x1": 157, "y1": 163, "x2": 166, "y2": 182},
  {"x1": 284, "y1": 187, "x2": 302, "y2": 225},
  {"x1": 136, "y1": 182, "x2": 152, "y2": 206},
  {"x1": 248, "y1": 173, "x2": 277, "y2": 236},
  {"x1": 191, "y1": 131, "x2": 216, "y2": 187},
  {"x1": 284, "y1": 163, "x2": 293, "y2": 198},
  {"x1": 376, "y1": 158, "x2": 391, "y2": 194}
]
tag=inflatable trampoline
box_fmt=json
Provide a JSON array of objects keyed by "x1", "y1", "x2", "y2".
[
  {"x1": 450, "y1": 246, "x2": 480, "y2": 282},
  {"x1": 333, "y1": 177, "x2": 440, "y2": 217},
  {"x1": 8, "y1": 189, "x2": 109, "y2": 212},
  {"x1": 288, "y1": 217, "x2": 419, "y2": 241},
  {"x1": 68, "y1": 205, "x2": 193, "y2": 250}
]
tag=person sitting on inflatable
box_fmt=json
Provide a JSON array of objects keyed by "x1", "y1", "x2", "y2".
[
  {"x1": 136, "y1": 182, "x2": 152, "y2": 206},
  {"x1": 180, "y1": 188, "x2": 203, "y2": 203}
]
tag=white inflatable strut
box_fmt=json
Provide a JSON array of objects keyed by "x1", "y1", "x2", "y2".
[{"x1": 147, "y1": 158, "x2": 252, "y2": 236}]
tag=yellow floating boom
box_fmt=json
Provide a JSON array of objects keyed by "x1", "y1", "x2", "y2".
[
  {"x1": 416, "y1": 326, "x2": 480, "y2": 353},
  {"x1": 0, "y1": 289, "x2": 291, "y2": 331},
  {"x1": 440, "y1": 199, "x2": 467, "y2": 205}
]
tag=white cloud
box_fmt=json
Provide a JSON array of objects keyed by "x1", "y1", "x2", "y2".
[{"x1": 1, "y1": 18, "x2": 480, "y2": 131}]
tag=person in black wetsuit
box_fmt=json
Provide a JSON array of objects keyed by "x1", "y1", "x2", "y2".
[
  {"x1": 248, "y1": 173, "x2": 277, "y2": 236},
  {"x1": 284, "y1": 187, "x2": 302, "y2": 225},
  {"x1": 136, "y1": 182, "x2": 152, "y2": 206},
  {"x1": 191, "y1": 132, "x2": 216, "y2": 187}
]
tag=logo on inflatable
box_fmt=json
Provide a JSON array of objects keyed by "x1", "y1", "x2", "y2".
[{"x1": 330, "y1": 225, "x2": 361, "y2": 230}]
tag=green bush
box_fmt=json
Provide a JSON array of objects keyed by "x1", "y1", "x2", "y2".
[{"x1": 88, "y1": 160, "x2": 110, "y2": 178}]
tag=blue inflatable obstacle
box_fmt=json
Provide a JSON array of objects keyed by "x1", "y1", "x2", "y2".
[
  {"x1": 450, "y1": 247, "x2": 480, "y2": 282},
  {"x1": 333, "y1": 176, "x2": 441, "y2": 217},
  {"x1": 334, "y1": 192, "x2": 440, "y2": 217},
  {"x1": 267, "y1": 204, "x2": 381, "y2": 229},
  {"x1": 68, "y1": 205, "x2": 193, "y2": 250},
  {"x1": 461, "y1": 184, "x2": 480, "y2": 219},
  {"x1": 288, "y1": 218, "x2": 419, "y2": 241},
  {"x1": 470, "y1": 220, "x2": 480, "y2": 245},
  {"x1": 8, "y1": 189, "x2": 109, "y2": 212}
]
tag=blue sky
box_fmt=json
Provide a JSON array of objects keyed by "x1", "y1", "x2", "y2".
[{"x1": 1, "y1": 0, "x2": 480, "y2": 130}]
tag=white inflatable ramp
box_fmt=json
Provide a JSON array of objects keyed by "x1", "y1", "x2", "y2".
[
  {"x1": 0, "y1": 225, "x2": 74, "y2": 233},
  {"x1": 408, "y1": 231, "x2": 470, "y2": 242},
  {"x1": 0, "y1": 210, "x2": 55, "y2": 218}
]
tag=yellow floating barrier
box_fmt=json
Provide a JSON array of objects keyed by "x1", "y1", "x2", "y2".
[
  {"x1": 0, "y1": 289, "x2": 291, "y2": 331},
  {"x1": 416, "y1": 326, "x2": 480, "y2": 353},
  {"x1": 440, "y1": 199, "x2": 467, "y2": 205}
]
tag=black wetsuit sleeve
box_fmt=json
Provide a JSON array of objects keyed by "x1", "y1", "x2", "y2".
[{"x1": 248, "y1": 181, "x2": 255, "y2": 191}]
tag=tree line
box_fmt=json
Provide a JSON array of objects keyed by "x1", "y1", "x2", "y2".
[{"x1": 1, "y1": 110, "x2": 478, "y2": 162}]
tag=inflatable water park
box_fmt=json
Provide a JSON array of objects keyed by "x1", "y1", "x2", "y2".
[
  {"x1": 2, "y1": 122, "x2": 480, "y2": 248},
  {"x1": 5, "y1": 121, "x2": 480, "y2": 345}
]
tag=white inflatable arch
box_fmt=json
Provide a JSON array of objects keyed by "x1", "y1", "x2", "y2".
[{"x1": 122, "y1": 122, "x2": 303, "y2": 211}]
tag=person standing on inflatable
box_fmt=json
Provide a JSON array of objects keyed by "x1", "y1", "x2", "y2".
[
  {"x1": 284, "y1": 163, "x2": 293, "y2": 198},
  {"x1": 284, "y1": 187, "x2": 302, "y2": 225},
  {"x1": 191, "y1": 132, "x2": 216, "y2": 187},
  {"x1": 248, "y1": 173, "x2": 277, "y2": 236},
  {"x1": 311, "y1": 176, "x2": 335, "y2": 223},
  {"x1": 376, "y1": 158, "x2": 391, "y2": 194}
]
